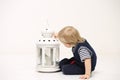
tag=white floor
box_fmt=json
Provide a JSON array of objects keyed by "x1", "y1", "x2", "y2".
[{"x1": 0, "y1": 53, "x2": 120, "y2": 80}]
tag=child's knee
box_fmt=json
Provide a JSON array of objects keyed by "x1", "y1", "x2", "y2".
[{"x1": 59, "y1": 58, "x2": 69, "y2": 65}]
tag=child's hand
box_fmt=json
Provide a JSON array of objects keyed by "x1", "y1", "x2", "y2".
[
  {"x1": 79, "y1": 74, "x2": 90, "y2": 80},
  {"x1": 52, "y1": 33, "x2": 58, "y2": 38}
]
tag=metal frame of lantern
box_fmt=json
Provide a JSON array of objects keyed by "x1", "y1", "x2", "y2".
[{"x1": 36, "y1": 29, "x2": 60, "y2": 72}]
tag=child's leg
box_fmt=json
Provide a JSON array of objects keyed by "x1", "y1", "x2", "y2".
[
  {"x1": 62, "y1": 64, "x2": 85, "y2": 75},
  {"x1": 59, "y1": 58, "x2": 70, "y2": 70},
  {"x1": 59, "y1": 57, "x2": 75, "y2": 70}
]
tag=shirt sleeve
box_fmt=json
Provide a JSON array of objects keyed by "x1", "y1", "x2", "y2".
[{"x1": 78, "y1": 46, "x2": 92, "y2": 62}]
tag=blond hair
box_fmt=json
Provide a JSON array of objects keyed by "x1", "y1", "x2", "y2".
[{"x1": 58, "y1": 26, "x2": 84, "y2": 45}]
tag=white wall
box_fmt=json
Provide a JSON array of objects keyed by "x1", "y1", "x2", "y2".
[{"x1": 0, "y1": 0, "x2": 120, "y2": 58}]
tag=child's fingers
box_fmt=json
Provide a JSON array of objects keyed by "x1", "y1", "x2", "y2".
[
  {"x1": 79, "y1": 75, "x2": 89, "y2": 80},
  {"x1": 52, "y1": 33, "x2": 58, "y2": 38}
]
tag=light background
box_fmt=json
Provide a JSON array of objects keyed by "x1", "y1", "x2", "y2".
[{"x1": 0, "y1": 0, "x2": 120, "y2": 80}]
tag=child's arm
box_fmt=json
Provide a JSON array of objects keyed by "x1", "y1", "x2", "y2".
[{"x1": 80, "y1": 58, "x2": 91, "y2": 79}]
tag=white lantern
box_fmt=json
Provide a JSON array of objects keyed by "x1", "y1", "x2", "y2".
[{"x1": 36, "y1": 28, "x2": 60, "y2": 72}]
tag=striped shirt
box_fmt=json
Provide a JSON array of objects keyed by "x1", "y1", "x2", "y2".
[{"x1": 78, "y1": 46, "x2": 92, "y2": 62}]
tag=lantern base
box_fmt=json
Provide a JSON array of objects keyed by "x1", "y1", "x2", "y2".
[{"x1": 36, "y1": 65, "x2": 60, "y2": 73}]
